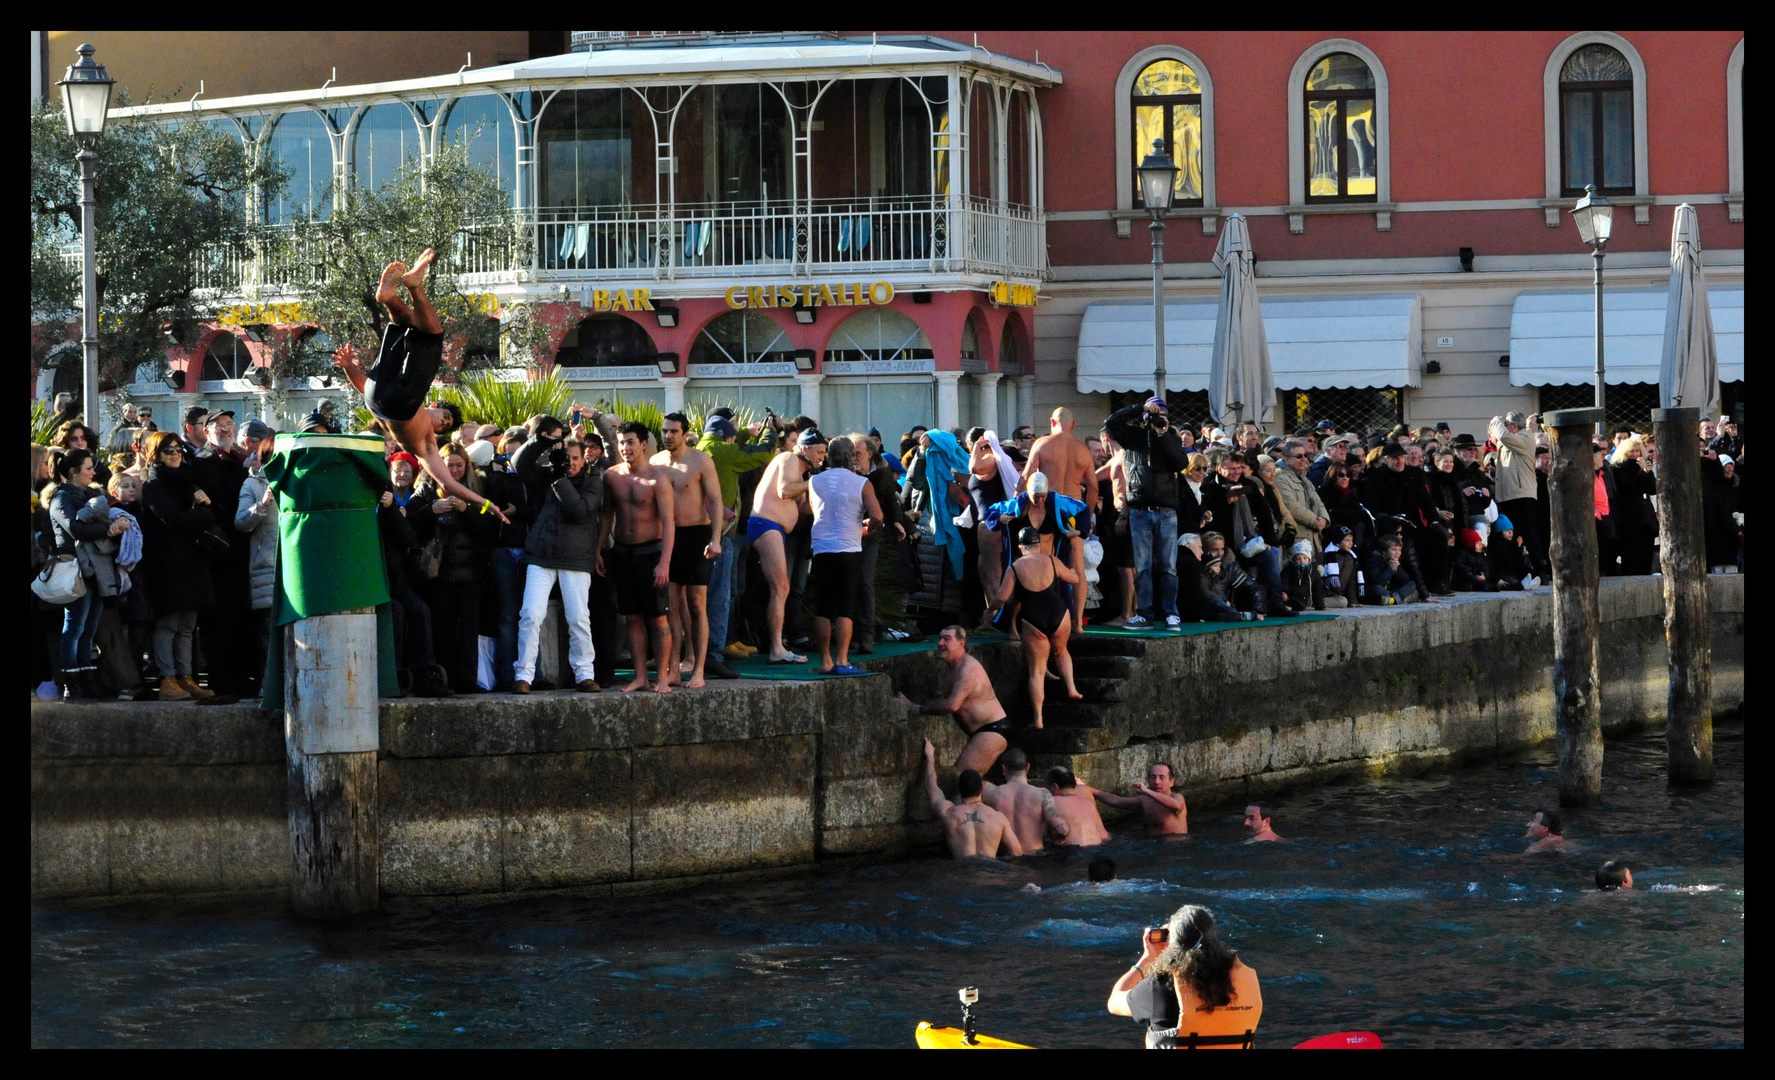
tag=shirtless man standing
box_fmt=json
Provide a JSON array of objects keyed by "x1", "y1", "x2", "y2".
[
  {"x1": 1019, "y1": 408, "x2": 1098, "y2": 627},
  {"x1": 597, "y1": 421, "x2": 676, "y2": 693},
  {"x1": 923, "y1": 739, "x2": 1022, "y2": 860},
  {"x1": 897, "y1": 625, "x2": 1012, "y2": 776},
  {"x1": 331, "y1": 250, "x2": 507, "y2": 523},
  {"x1": 983, "y1": 747, "x2": 1070, "y2": 853},
  {"x1": 1092, "y1": 762, "x2": 1189, "y2": 836},
  {"x1": 1045, "y1": 766, "x2": 1111, "y2": 847},
  {"x1": 749, "y1": 429, "x2": 828, "y2": 664},
  {"x1": 652, "y1": 412, "x2": 723, "y2": 688}
]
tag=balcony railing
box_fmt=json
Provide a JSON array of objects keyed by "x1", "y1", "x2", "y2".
[{"x1": 70, "y1": 195, "x2": 1043, "y2": 303}]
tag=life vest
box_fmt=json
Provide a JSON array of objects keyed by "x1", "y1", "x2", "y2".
[{"x1": 1153, "y1": 961, "x2": 1263, "y2": 1049}]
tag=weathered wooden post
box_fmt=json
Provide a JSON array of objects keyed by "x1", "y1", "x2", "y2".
[
  {"x1": 1544, "y1": 408, "x2": 1604, "y2": 807},
  {"x1": 264, "y1": 432, "x2": 392, "y2": 918},
  {"x1": 1651, "y1": 407, "x2": 1713, "y2": 783}
]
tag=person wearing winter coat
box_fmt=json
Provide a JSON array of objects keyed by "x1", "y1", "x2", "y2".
[
  {"x1": 1701, "y1": 453, "x2": 1742, "y2": 571},
  {"x1": 1320, "y1": 526, "x2": 1361, "y2": 608},
  {"x1": 42, "y1": 449, "x2": 127, "y2": 700},
  {"x1": 1364, "y1": 534, "x2": 1418, "y2": 605},
  {"x1": 378, "y1": 455, "x2": 452, "y2": 698},
  {"x1": 1606, "y1": 437, "x2": 1658, "y2": 575},
  {"x1": 1317, "y1": 463, "x2": 1369, "y2": 554},
  {"x1": 137, "y1": 431, "x2": 217, "y2": 700},
  {"x1": 1279, "y1": 539, "x2": 1326, "y2": 612},
  {"x1": 1451, "y1": 528, "x2": 1496, "y2": 592},
  {"x1": 410, "y1": 443, "x2": 500, "y2": 692},
  {"x1": 512, "y1": 435, "x2": 604, "y2": 693},
  {"x1": 234, "y1": 440, "x2": 281, "y2": 695},
  {"x1": 1487, "y1": 515, "x2": 1538, "y2": 590},
  {"x1": 1176, "y1": 532, "x2": 1246, "y2": 622}
]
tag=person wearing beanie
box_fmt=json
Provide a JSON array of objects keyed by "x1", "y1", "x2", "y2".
[
  {"x1": 1487, "y1": 515, "x2": 1539, "y2": 590},
  {"x1": 1279, "y1": 537, "x2": 1326, "y2": 613},
  {"x1": 1451, "y1": 527, "x2": 1494, "y2": 591}
]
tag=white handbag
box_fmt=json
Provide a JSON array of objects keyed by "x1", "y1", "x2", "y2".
[
  {"x1": 33, "y1": 555, "x2": 87, "y2": 605},
  {"x1": 1483, "y1": 499, "x2": 1500, "y2": 524}
]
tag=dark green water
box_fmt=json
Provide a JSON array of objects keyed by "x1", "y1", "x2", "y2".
[{"x1": 31, "y1": 724, "x2": 1742, "y2": 1048}]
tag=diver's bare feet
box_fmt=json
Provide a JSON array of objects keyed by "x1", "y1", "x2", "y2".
[
  {"x1": 685, "y1": 675, "x2": 705, "y2": 689},
  {"x1": 1033, "y1": 716, "x2": 1044, "y2": 729},
  {"x1": 619, "y1": 674, "x2": 648, "y2": 693},
  {"x1": 1066, "y1": 686, "x2": 1084, "y2": 700},
  {"x1": 401, "y1": 248, "x2": 435, "y2": 290},
  {"x1": 376, "y1": 262, "x2": 407, "y2": 304},
  {"x1": 653, "y1": 680, "x2": 674, "y2": 694}
]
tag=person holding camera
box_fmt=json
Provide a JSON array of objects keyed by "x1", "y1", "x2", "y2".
[
  {"x1": 511, "y1": 424, "x2": 604, "y2": 694},
  {"x1": 1103, "y1": 398, "x2": 1190, "y2": 628},
  {"x1": 1107, "y1": 905, "x2": 1263, "y2": 1049}
]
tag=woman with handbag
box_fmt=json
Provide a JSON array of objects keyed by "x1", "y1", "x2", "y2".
[
  {"x1": 138, "y1": 431, "x2": 217, "y2": 700},
  {"x1": 41, "y1": 448, "x2": 126, "y2": 700}
]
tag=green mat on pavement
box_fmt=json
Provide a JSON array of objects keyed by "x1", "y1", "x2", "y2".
[
  {"x1": 614, "y1": 631, "x2": 1012, "y2": 682},
  {"x1": 1079, "y1": 612, "x2": 1337, "y2": 638}
]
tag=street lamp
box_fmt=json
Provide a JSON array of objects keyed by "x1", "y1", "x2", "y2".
[
  {"x1": 1570, "y1": 184, "x2": 1614, "y2": 439},
  {"x1": 1137, "y1": 139, "x2": 1178, "y2": 402},
  {"x1": 57, "y1": 44, "x2": 116, "y2": 435}
]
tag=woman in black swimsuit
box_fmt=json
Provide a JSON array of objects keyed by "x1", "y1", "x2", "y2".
[{"x1": 996, "y1": 527, "x2": 1083, "y2": 729}]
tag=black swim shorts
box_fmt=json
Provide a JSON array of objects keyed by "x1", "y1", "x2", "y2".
[
  {"x1": 811, "y1": 550, "x2": 862, "y2": 621},
  {"x1": 958, "y1": 716, "x2": 1014, "y2": 739},
  {"x1": 608, "y1": 541, "x2": 668, "y2": 617},
  {"x1": 365, "y1": 322, "x2": 445, "y2": 423},
  {"x1": 669, "y1": 524, "x2": 713, "y2": 586}
]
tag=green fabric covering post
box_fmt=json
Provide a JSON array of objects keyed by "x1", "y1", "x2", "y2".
[{"x1": 263, "y1": 432, "x2": 392, "y2": 627}]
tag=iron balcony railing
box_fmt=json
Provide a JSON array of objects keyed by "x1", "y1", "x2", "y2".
[{"x1": 80, "y1": 195, "x2": 1045, "y2": 300}]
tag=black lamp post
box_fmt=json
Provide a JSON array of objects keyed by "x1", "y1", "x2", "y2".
[
  {"x1": 1137, "y1": 139, "x2": 1179, "y2": 401},
  {"x1": 57, "y1": 44, "x2": 116, "y2": 432},
  {"x1": 1570, "y1": 184, "x2": 1615, "y2": 439}
]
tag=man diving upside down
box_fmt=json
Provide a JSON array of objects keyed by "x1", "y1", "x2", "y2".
[{"x1": 332, "y1": 249, "x2": 508, "y2": 523}]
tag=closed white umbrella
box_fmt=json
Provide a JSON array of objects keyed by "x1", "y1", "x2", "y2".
[
  {"x1": 1659, "y1": 203, "x2": 1720, "y2": 416},
  {"x1": 1209, "y1": 213, "x2": 1275, "y2": 431}
]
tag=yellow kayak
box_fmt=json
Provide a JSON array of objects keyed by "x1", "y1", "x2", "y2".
[{"x1": 914, "y1": 1022, "x2": 1034, "y2": 1050}]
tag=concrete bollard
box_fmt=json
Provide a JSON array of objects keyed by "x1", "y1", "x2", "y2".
[
  {"x1": 1544, "y1": 408, "x2": 1604, "y2": 807},
  {"x1": 1651, "y1": 407, "x2": 1713, "y2": 784},
  {"x1": 285, "y1": 609, "x2": 380, "y2": 917}
]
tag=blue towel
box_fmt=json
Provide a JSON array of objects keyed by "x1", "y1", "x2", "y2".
[
  {"x1": 986, "y1": 492, "x2": 1086, "y2": 566},
  {"x1": 923, "y1": 430, "x2": 971, "y2": 580}
]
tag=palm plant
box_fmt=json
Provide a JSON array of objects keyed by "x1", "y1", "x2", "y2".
[
  {"x1": 31, "y1": 399, "x2": 61, "y2": 445},
  {"x1": 435, "y1": 368, "x2": 573, "y2": 432}
]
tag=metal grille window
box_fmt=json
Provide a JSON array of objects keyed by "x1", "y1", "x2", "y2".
[
  {"x1": 1560, "y1": 44, "x2": 1634, "y2": 196},
  {"x1": 1107, "y1": 390, "x2": 1212, "y2": 431},
  {"x1": 824, "y1": 309, "x2": 933, "y2": 364},
  {"x1": 1280, "y1": 387, "x2": 1402, "y2": 438},
  {"x1": 1131, "y1": 59, "x2": 1204, "y2": 207},
  {"x1": 202, "y1": 333, "x2": 253, "y2": 382},
  {"x1": 1539, "y1": 382, "x2": 1661, "y2": 432},
  {"x1": 1304, "y1": 53, "x2": 1378, "y2": 202}
]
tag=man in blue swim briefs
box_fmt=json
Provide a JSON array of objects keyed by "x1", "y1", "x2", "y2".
[
  {"x1": 331, "y1": 250, "x2": 507, "y2": 522},
  {"x1": 749, "y1": 428, "x2": 827, "y2": 664}
]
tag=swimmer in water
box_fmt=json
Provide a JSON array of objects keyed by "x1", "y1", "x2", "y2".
[
  {"x1": 1525, "y1": 808, "x2": 1564, "y2": 853},
  {"x1": 1093, "y1": 761, "x2": 1189, "y2": 835},
  {"x1": 922, "y1": 738, "x2": 1022, "y2": 859},
  {"x1": 1595, "y1": 860, "x2": 1633, "y2": 890},
  {"x1": 1242, "y1": 803, "x2": 1284, "y2": 843}
]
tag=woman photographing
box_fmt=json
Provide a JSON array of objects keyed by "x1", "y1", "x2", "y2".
[{"x1": 1107, "y1": 904, "x2": 1263, "y2": 1048}]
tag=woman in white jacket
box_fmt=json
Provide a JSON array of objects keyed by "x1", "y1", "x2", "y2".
[{"x1": 234, "y1": 436, "x2": 280, "y2": 691}]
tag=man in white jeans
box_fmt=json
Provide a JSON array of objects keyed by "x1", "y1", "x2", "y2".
[{"x1": 514, "y1": 435, "x2": 604, "y2": 694}]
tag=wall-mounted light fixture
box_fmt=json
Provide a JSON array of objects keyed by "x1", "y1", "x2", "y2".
[
  {"x1": 793, "y1": 304, "x2": 816, "y2": 325},
  {"x1": 1425, "y1": 360, "x2": 1443, "y2": 375},
  {"x1": 912, "y1": 291, "x2": 933, "y2": 304},
  {"x1": 654, "y1": 306, "x2": 679, "y2": 329},
  {"x1": 1459, "y1": 247, "x2": 1475, "y2": 272},
  {"x1": 1498, "y1": 355, "x2": 1510, "y2": 368},
  {"x1": 656, "y1": 352, "x2": 681, "y2": 376},
  {"x1": 792, "y1": 349, "x2": 817, "y2": 372}
]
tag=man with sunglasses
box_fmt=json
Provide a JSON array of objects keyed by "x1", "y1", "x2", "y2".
[
  {"x1": 331, "y1": 249, "x2": 507, "y2": 524},
  {"x1": 1272, "y1": 438, "x2": 1329, "y2": 550}
]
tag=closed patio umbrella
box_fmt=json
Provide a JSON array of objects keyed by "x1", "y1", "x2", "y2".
[
  {"x1": 1659, "y1": 203, "x2": 1720, "y2": 416},
  {"x1": 1209, "y1": 213, "x2": 1274, "y2": 431}
]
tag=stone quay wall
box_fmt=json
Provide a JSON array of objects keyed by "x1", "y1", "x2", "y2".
[{"x1": 31, "y1": 576, "x2": 1742, "y2": 903}]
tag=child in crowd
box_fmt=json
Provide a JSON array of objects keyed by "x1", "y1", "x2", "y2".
[
  {"x1": 1364, "y1": 535, "x2": 1417, "y2": 605},
  {"x1": 1321, "y1": 526, "x2": 1360, "y2": 608},
  {"x1": 1488, "y1": 515, "x2": 1540, "y2": 590},
  {"x1": 1452, "y1": 528, "x2": 1495, "y2": 591},
  {"x1": 1279, "y1": 539, "x2": 1325, "y2": 613}
]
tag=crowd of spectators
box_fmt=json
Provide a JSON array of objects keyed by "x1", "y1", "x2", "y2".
[{"x1": 30, "y1": 394, "x2": 1745, "y2": 703}]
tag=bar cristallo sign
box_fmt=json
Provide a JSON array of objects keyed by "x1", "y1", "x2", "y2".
[{"x1": 725, "y1": 282, "x2": 895, "y2": 309}]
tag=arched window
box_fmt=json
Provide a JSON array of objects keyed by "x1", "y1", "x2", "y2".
[
  {"x1": 202, "y1": 332, "x2": 252, "y2": 382},
  {"x1": 443, "y1": 95, "x2": 518, "y2": 205},
  {"x1": 1542, "y1": 33, "x2": 1648, "y2": 216},
  {"x1": 352, "y1": 103, "x2": 422, "y2": 191},
  {"x1": 264, "y1": 110, "x2": 333, "y2": 221},
  {"x1": 1304, "y1": 52, "x2": 1377, "y2": 202},
  {"x1": 689, "y1": 311, "x2": 794, "y2": 366},
  {"x1": 555, "y1": 314, "x2": 659, "y2": 367},
  {"x1": 1131, "y1": 59, "x2": 1203, "y2": 207},
  {"x1": 824, "y1": 309, "x2": 933, "y2": 364},
  {"x1": 1559, "y1": 44, "x2": 1634, "y2": 195}
]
